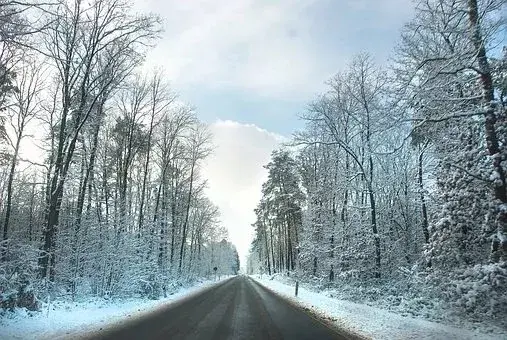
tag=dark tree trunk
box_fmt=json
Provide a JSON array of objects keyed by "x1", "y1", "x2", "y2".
[
  {"x1": 418, "y1": 144, "x2": 430, "y2": 244},
  {"x1": 2, "y1": 133, "x2": 22, "y2": 246},
  {"x1": 158, "y1": 182, "x2": 168, "y2": 271},
  {"x1": 138, "y1": 112, "x2": 155, "y2": 235},
  {"x1": 270, "y1": 225, "x2": 275, "y2": 273},
  {"x1": 264, "y1": 225, "x2": 271, "y2": 275},
  {"x1": 467, "y1": 0, "x2": 507, "y2": 262},
  {"x1": 170, "y1": 164, "x2": 178, "y2": 265},
  {"x1": 313, "y1": 256, "x2": 317, "y2": 276},
  {"x1": 75, "y1": 116, "x2": 101, "y2": 233},
  {"x1": 39, "y1": 178, "x2": 64, "y2": 281},
  {"x1": 369, "y1": 186, "x2": 381, "y2": 278},
  {"x1": 179, "y1": 161, "x2": 195, "y2": 271},
  {"x1": 28, "y1": 182, "x2": 36, "y2": 242}
]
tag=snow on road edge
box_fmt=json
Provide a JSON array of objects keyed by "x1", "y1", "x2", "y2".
[
  {"x1": 250, "y1": 275, "x2": 505, "y2": 340},
  {"x1": 0, "y1": 276, "x2": 232, "y2": 340}
]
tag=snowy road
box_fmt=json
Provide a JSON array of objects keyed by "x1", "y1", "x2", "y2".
[{"x1": 82, "y1": 275, "x2": 358, "y2": 340}]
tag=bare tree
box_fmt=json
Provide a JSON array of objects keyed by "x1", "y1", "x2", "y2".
[
  {"x1": 1, "y1": 53, "x2": 44, "y2": 247},
  {"x1": 137, "y1": 70, "x2": 176, "y2": 236},
  {"x1": 178, "y1": 123, "x2": 212, "y2": 272},
  {"x1": 38, "y1": 0, "x2": 160, "y2": 281}
]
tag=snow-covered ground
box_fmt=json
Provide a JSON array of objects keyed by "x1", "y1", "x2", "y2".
[
  {"x1": 3, "y1": 274, "x2": 505, "y2": 340},
  {"x1": 0, "y1": 276, "x2": 230, "y2": 340},
  {"x1": 251, "y1": 275, "x2": 507, "y2": 340}
]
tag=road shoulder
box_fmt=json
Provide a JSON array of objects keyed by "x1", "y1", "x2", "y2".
[
  {"x1": 247, "y1": 276, "x2": 367, "y2": 340},
  {"x1": 0, "y1": 276, "x2": 234, "y2": 340},
  {"x1": 250, "y1": 275, "x2": 501, "y2": 340}
]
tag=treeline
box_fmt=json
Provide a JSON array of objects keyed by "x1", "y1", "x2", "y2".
[
  {"x1": 248, "y1": 0, "x2": 506, "y2": 324},
  {"x1": 0, "y1": 0, "x2": 238, "y2": 309}
]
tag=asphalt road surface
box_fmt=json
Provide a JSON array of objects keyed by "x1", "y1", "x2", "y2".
[{"x1": 86, "y1": 276, "x2": 359, "y2": 340}]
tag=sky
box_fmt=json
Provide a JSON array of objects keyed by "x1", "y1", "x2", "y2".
[{"x1": 132, "y1": 0, "x2": 415, "y2": 266}]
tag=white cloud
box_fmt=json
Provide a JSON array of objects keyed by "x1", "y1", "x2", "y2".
[
  {"x1": 135, "y1": 0, "x2": 334, "y2": 98},
  {"x1": 134, "y1": 0, "x2": 413, "y2": 99},
  {"x1": 202, "y1": 120, "x2": 285, "y2": 266}
]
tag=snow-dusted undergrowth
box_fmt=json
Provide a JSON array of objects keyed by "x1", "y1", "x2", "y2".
[
  {"x1": 0, "y1": 276, "x2": 229, "y2": 340},
  {"x1": 252, "y1": 274, "x2": 507, "y2": 340}
]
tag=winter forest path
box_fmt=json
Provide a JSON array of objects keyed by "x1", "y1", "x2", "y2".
[{"x1": 80, "y1": 275, "x2": 359, "y2": 340}]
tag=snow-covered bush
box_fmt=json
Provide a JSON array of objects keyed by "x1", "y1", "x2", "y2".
[
  {"x1": 446, "y1": 263, "x2": 507, "y2": 325},
  {"x1": 0, "y1": 240, "x2": 39, "y2": 312}
]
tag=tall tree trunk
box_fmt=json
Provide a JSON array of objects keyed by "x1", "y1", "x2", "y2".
[
  {"x1": 39, "y1": 97, "x2": 86, "y2": 280},
  {"x1": 28, "y1": 182, "x2": 36, "y2": 242},
  {"x1": 170, "y1": 164, "x2": 178, "y2": 265},
  {"x1": 179, "y1": 161, "x2": 195, "y2": 271},
  {"x1": 270, "y1": 224, "x2": 275, "y2": 273},
  {"x1": 137, "y1": 112, "x2": 155, "y2": 235},
  {"x1": 368, "y1": 184, "x2": 381, "y2": 278},
  {"x1": 418, "y1": 143, "x2": 430, "y2": 244},
  {"x1": 467, "y1": 0, "x2": 507, "y2": 262},
  {"x1": 286, "y1": 218, "x2": 292, "y2": 271},
  {"x1": 40, "y1": 178, "x2": 65, "y2": 281},
  {"x1": 158, "y1": 181, "x2": 168, "y2": 273},
  {"x1": 1, "y1": 130, "x2": 22, "y2": 246},
  {"x1": 263, "y1": 224, "x2": 271, "y2": 275},
  {"x1": 330, "y1": 179, "x2": 337, "y2": 280},
  {"x1": 71, "y1": 113, "x2": 102, "y2": 295},
  {"x1": 364, "y1": 88, "x2": 381, "y2": 278}
]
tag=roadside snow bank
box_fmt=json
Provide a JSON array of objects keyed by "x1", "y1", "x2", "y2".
[
  {"x1": 0, "y1": 276, "x2": 231, "y2": 340},
  {"x1": 251, "y1": 275, "x2": 505, "y2": 340}
]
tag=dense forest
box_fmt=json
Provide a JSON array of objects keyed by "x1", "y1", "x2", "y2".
[
  {"x1": 248, "y1": 0, "x2": 506, "y2": 327},
  {"x1": 0, "y1": 0, "x2": 239, "y2": 310}
]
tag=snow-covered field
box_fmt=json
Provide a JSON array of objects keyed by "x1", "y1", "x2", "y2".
[
  {"x1": 0, "y1": 277, "x2": 230, "y2": 340},
  {"x1": 251, "y1": 275, "x2": 507, "y2": 340}
]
